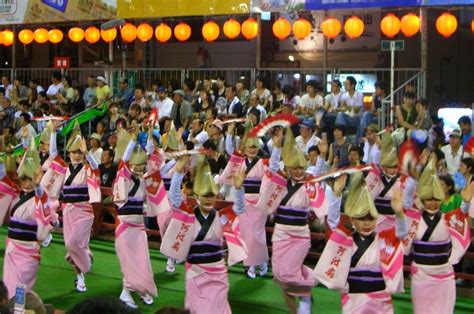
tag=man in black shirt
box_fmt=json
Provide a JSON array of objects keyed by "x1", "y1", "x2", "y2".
[{"x1": 99, "y1": 148, "x2": 117, "y2": 187}]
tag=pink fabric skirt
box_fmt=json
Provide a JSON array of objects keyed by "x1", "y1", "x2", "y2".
[
  {"x1": 411, "y1": 277, "x2": 455, "y2": 314},
  {"x1": 157, "y1": 210, "x2": 172, "y2": 239},
  {"x1": 115, "y1": 222, "x2": 158, "y2": 297},
  {"x1": 63, "y1": 204, "x2": 94, "y2": 273},
  {"x1": 271, "y1": 236, "x2": 315, "y2": 297},
  {"x1": 240, "y1": 200, "x2": 269, "y2": 266},
  {"x1": 185, "y1": 271, "x2": 231, "y2": 314},
  {"x1": 342, "y1": 293, "x2": 393, "y2": 314},
  {"x1": 3, "y1": 240, "x2": 40, "y2": 299}
]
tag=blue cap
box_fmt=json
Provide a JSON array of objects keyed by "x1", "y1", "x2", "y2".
[
  {"x1": 299, "y1": 118, "x2": 315, "y2": 130},
  {"x1": 158, "y1": 86, "x2": 167, "y2": 93}
]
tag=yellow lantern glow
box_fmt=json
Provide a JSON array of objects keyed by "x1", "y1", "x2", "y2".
[
  {"x1": 321, "y1": 17, "x2": 342, "y2": 39},
  {"x1": 272, "y1": 17, "x2": 291, "y2": 40},
  {"x1": 18, "y1": 29, "x2": 34, "y2": 45},
  {"x1": 121, "y1": 23, "x2": 138, "y2": 43},
  {"x1": 202, "y1": 21, "x2": 220, "y2": 42},
  {"x1": 380, "y1": 14, "x2": 400, "y2": 38},
  {"x1": 85, "y1": 26, "x2": 100, "y2": 44},
  {"x1": 241, "y1": 17, "x2": 259, "y2": 40},
  {"x1": 174, "y1": 22, "x2": 191, "y2": 42},
  {"x1": 292, "y1": 18, "x2": 312, "y2": 40},
  {"x1": 223, "y1": 18, "x2": 240, "y2": 39},
  {"x1": 344, "y1": 16, "x2": 364, "y2": 39},
  {"x1": 34, "y1": 28, "x2": 49, "y2": 44},
  {"x1": 436, "y1": 12, "x2": 457, "y2": 38},
  {"x1": 400, "y1": 13, "x2": 420, "y2": 37},
  {"x1": 48, "y1": 29, "x2": 64, "y2": 44},
  {"x1": 101, "y1": 28, "x2": 117, "y2": 43},
  {"x1": 68, "y1": 27, "x2": 84, "y2": 43},
  {"x1": 3, "y1": 30, "x2": 13, "y2": 46},
  {"x1": 137, "y1": 23, "x2": 153, "y2": 42},
  {"x1": 155, "y1": 23, "x2": 172, "y2": 43}
]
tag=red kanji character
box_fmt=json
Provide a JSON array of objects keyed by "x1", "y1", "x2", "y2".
[
  {"x1": 271, "y1": 193, "x2": 279, "y2": 200},
  {"x1": 175, "y1": 232, "x2": 186, "y2": 242},
  {"x1": 267, "y1": 200, "x2": 273, "y2": 208},
  {"x1": 325, "y1": 267, "x2": 336, "y2": 279},
  {"x1": 180, "y1": 223, "x2": 190, "y2": 232},
  {"x1": 337, "y1": 246, "x2": 347, "y2": 256},
  {"x1": 330, "y1": 257, "x2": 341, "y2": 267},
  {"x1": 171, "y1": 241, "x2": 181, "y2": 251}
]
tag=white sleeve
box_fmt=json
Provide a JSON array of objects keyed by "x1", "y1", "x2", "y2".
[
  {"x1": 86, "y1": 153, "x2": 99, "y2": 170},
  {"x1": 395, "y1": 216, "x2": 408, "y2": 239},
  {"x1": 269, "y1": 147, "x2": 281, "y2": 172},
  {"x1": 231, "y1": 187, "x2": 245, "y2": 215},
  {"x1": 225, "y1": 134, "x2": 235, "y2": 156},
  {"x1": 0, "y1": 163, "x2": 6, "y2": 180},
  {"x1": 50, "y1": 132, "x2": 58, "y2": 159},
  {"x1": 196, "y1": 131, "x2": 209, "y2": 145},
  {"x1": 403, "y1": 177, "x2": 417, "y2": 209},
  {"x1": 146, "y1": 138, "x2": 154, "y2": 156},
  {"x1": 122, "y1": 140, "x2": 135, "y2": 162},
  {"x1": 327, "y1": 187, "x2": 342, "y2": 230}
]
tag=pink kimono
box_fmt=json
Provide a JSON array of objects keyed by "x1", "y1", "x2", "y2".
[
  {"x1": 314, "y1": 224, "x2": 404, "y2": 314},
  {"x1": 113, "y1": 161, "x2": 158, "y2": 298},
  {"x1": 403, "y1": 207, "x2": 471, "y2": 314},
  {"x1": 257, "y1": 170, "x2": 326, "y2": 297},
  {"x1": 2, "y1": 188, "x2": 52, "y2": 298},
  {"x1": 161, "y1": 172, "x2": 247, "y2": 314},
  {"x1": 43, "y1": 154, "x2": 101, "y2": 274},
  {"x1": 366, "y1": 166, "x2": 407, "y2": 232},
  {"x1": 220, "y1": 153, "x2": 270, "y2": 267}
]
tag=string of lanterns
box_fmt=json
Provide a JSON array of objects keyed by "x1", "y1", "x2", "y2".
[{"x1": 0, "y1": 12, "x2": 470, "y2": 47}]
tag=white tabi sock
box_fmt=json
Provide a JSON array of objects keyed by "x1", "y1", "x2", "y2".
[
  {"x1": 297, "y1": 296, "x2": 311, "y2": 314},
  {"x1": 76, "y1": 273, "x2": 85, "y2": 286}
]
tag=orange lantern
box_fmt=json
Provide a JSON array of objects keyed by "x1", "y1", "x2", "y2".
[
  {"x1": 101, "y1": 28, "x2": 117, "y2": 43},
  {"x1": 33, "y1": 28, "x2": 49, "y2": 44},
  {"x1": 321, "y1": 17, "x2": 342, "y2": 39},
  {"x1": 137, "y1": 23, "x2": 153, "y2": 42},
  {"x1": 3, "y1": 30, "x2": 14, "y2": 46},
  {"x1": 121, "y1": 23, "x2": 137, "y2": 43},
  {"x1": 48, "y1": 29, "x2": 63, "y2": 44},
  {"x1": 18, "y1": 29, "x2": 34, "y2": 45},
  {"x1": 68, "y1": 27, "x2": 84, "y2": 43},
  {"x1": 436, "y1": 12, "x2": 457, "y2": 38},
  {"x1": 85, "y1": 26, "x2": 100, "y2": 44},
  {"x1": 344, "y1": 16, "x2": 364, "y2": 39},
  {"x1": 400, "y1": 13, "x2": 420, "y2": 37},
  {"x1": 272, "y1": 17, "x2": 291, "y2": 40},
  {"x1": 471, "y1": 18, "x2": 474, "y2": 33},
  {"x1": 155, "y1": 23, "x2": 172, "y2": 43},
  {"x1": 292, "y1": 18, "x2": 312, "y2": 40},
  {"x1": 223, "y1": 18, "x2": 240, "y2": 39},
  {"x1": 202, "y1": 21, "x2": 220, "y2": 42},
  {"x1": 241, "y1": 17, "x2": 259, "y2": 40},
  {"x1": 0, "y1": 32, "x2": 3, "y2": 45},
  {"x1": 380, "y1": 14, "x2": 400, "y2": 38},
  {"x1": 174, "y1": 22, "x2": 191, "y2": 42}
]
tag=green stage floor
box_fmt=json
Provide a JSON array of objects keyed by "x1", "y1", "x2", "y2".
[{"x1": 0, "y1": 228, "x2": 473, "y2": 313}]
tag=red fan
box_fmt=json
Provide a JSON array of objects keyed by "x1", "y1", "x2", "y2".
[
  {"x1": 144, "y1": 107, "x2": 159, "y2": 128},
  {"x1": 399, "y1": 139, "x2": 421, "y2": 177},
  {"x1": 33, "y1": 116, "x2": 70, "y2": 121},
  {"x1": 214, "y1": 118, "x2": 248, "y2": 125},
  {"x1": 465, "y1": 137, "x2": 474, "y2": 155},
  {"x1": 248, "y1": 114, "x2": 300, "y2": 138}
]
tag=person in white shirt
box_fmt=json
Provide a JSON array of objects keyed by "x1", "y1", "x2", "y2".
[
  {"x1": 187, "y1": 118, "x2": 209, "y2": 149},
  {"x1": 441, "y1": 129, "x2": 468, "y2": 175},
  {"x1": 362, "y1": 124, "x2": 381, "y2": 166},
  {"x1": 1, "y1": 76, "x2": 13, "y2": 99},
  {"x1": 29, "y1": 79, "x2": 44, "y2": 94},
  {"x1": 246, "y1": 94, "x2": 267, "y2": 121},
  {"x1": 298, "y1": 80, "x2": 324, "y2": 120},
  {"x1": 154, "y1": 86, "x2": 174, "y2": 120},
  {"x1": 295, "y1": 118, "x2": 321, "y2": 155},
  {"x1": 335, "y1": 76, "x2": 365, "y2": 142},
  {"x1": 15, "y1": 113, "x2": 37, "y2": 147},
  {"x1": 46, "y1": 72, "x2": 64, "y2": 104}
]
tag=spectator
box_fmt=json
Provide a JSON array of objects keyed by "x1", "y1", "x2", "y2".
[
  {"x1": 328, "y1": 124, "x2": 351, "y2": 168},
  {"x1": 182, "y1": 78, "x2": 196, "y2": 103},
  {"x1": 100, "y1": 148, "x2": 118, "y2": 187},
  {"x1": 208, "y1": 119, "x2": 225, "y2": 154},
  {"x1": 248, "y1": 108, "x2": 261, "y2": 126},
  {"x1": 204, "y1": 107, "x2": 218, "y2": 133},
  {"x1": 281, "y1": 84, "x2": 301, "y2": 111},
  {"x1": 96, "y1": 121, "x2": 108, "y2": 144},
  {"x1": 27, "y1": 86, "x2": 39, "y2": 110},
  {"x1": 127, "y1": 104, "x2": 142, "y2": 125},
  {"x1": 1, "y1": 127, "x2": 18, "y2": 148},
  {"x1": 225, "y1": 85, "x2": 243, "y2": 117},
  {"x1": 188, "y1": 118, "x2": 208, "y2": 149},
  {"x1": 371, "y1": 81, "x2": 386, "y2": 113},
  {"x1": 71, "y1": 86, "x2": 86, "y2": 115},
  {"x1": 252, "y1": 75, "x2": 272, "y2": 112},
  {"x1": 16, "y1": 112, "x2": 37, "y2": 146},
  {"x1": 155, "y1": 86, "x2": 174, "y2": 120},
  {"x1": 203, "y1": 140, "x2": 227, "y2": 175},
  {"x1": 167, "y1": 79, "x2": 180, "y2": 95},
  {"x1": 88, "y1": 133, "x2": 103, "y2": 164},
  {"x1": 105, "y1": 102, "x2": 123, "y2": 132},
  {"x1": 170, "y1": 89, "x2": 192, "y2": 130},
  {"x1": 306, "y1": 145, "x2": 329, "y2": 176},
  {"x1": 395, "y1": 92, "x2": 417, "y2": 130},
  {"x1": 67, "y1": 296, "x2": 137, "y2": 314},
  {"x1": 13, "y1": 100, "x2": 33, "y2": 131},
  {"x1": 324, "y1": 79, "x2": 342, "y2": 112},
  {"x1": 246, "y1": 94, "x2": 267, "y2": 122},
  {"x1": 95, "y1": 76, "x2": 111, "y2": 105},
  {"x1": 13, "y1": 77, "x2": 28, "y2": 99},
  {"x1": 130, "y1": 83, "x2": 146, "y2": 109},
  {"x1": 83, "y1": 75, "x2": 97, "y2": 108},
  {"x1": 458, "y1": 115, "x2": 472, "y2": 147},
  {"x1": 362, "y1": 124, "x2": 381, "y2": 166},
  {"x1": 348, "y1": 146, "x2": 364, "y2": 166},
  {"x1": 298, "y1": 80, "x2": 324, "y2": 121},
  {"x1": 414, "y1": 98, "x2": 432, "y2": 131},
  {"x1": 115, "y1": 77, "x2": 133, "y2": 111},
  {"x1": 235, "y1": 78, "x2": 250, "y2": 109},
  {"x1": 8, "y1": 291, "x2": 53, "y2": 314},
  {"x1": 194, "y1": 89, "x2": 213, "y2": 120},
  {"x1": 441, "y1": 129, "x2": 467, "y2": 175},
  {"x1": 335, "y1": 77, "x2": 364, "y2": 141},
  {"x1": 271, "y1": 82, "x2": 284, "y2": 114},
  {"x1": 1, "y1": 76, "x2": 13, "y2": 98},
  {"x1": 439, "y1": 175, "x2": 462, "y2": 213},
  {"x1": 107, "y1": 131, "x2": 118, "y2": 150},
  {"x1": 28, "y1": 79, "x2": 44, "y2": 94},
  {"x1": 215, "y1": 75, "x2": 226, "y2": 99},
  {"x1": 0, "y1": 96, "x2": 16, "y2": 132},
  {"x1": 62, "y1": 76, "x2": 74, "y2": 102},
  {"x1": 46, "y1": 71, "x2": 64, "y2": 103},
  {"x1": 295, "y1": 118, "x2": 321, "y2": 155}
]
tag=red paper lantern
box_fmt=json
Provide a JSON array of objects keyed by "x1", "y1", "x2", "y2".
[
  {"x1": 292, "y1": 18, "x2": 312, "y2": 40},
  {"x1": 68, "y1": 27, "x2": 84, "y2": 43},
  {"x1": 155, "y1": 23, "x2": 172, "y2": 43},
  {"x1": 400, "y1": 13, "x2": 420, "y2": 37},
  {"x1": 34, "y1": 28, "x2": 49, "y2": 44},
  {"x1": 321, "y1": 17, "x2": 342, "y2": 39},
  {"x1": 241, "y1": 17, "x2": 258, "y2": 40},
  {"x1": 380, "y1": 14, "x2": 400, "y2": 38},
  {"x1": 344, "y1": 16, "x2": 364, "y2": 39},
  {"x1": 471, "y1": 18, "x2": 474, "y2": 33},
  {"x1": 84, "y1": 26, "x2": 100, "y2": 44},
  {"x1": 121, "y1": 23, "x2": 137, "y2": 43},
  {"x1": 48, "y1": 29, "x2": 63, "y2": 44},
  {"x1": 18, "y1": 29, "x2": 34, "y2": 45},
  {"x1": 436, "y1": 12, "x2": 457, "y2": 38},
  {"x1": 3, "y1": 30, "x2": 13, "y2": 46},
  {"x1": 174, "y1": 22, "x2": 191, "y2": 42},
  {"x1": 223, "y1": 18, "x2": 240, "y2": 39},
  {"x1": 272, "y1": 17, "x2": 291, "y2": 40},
  {"x1": 137, "y1": 23, "x2": 153, "y2": 42},
  {"x1": 202, "y1": 21, "x2": 220, "y2": 42},
  {"x1": 101, "y1": 28, "x2": 117, "y2": 43}
]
